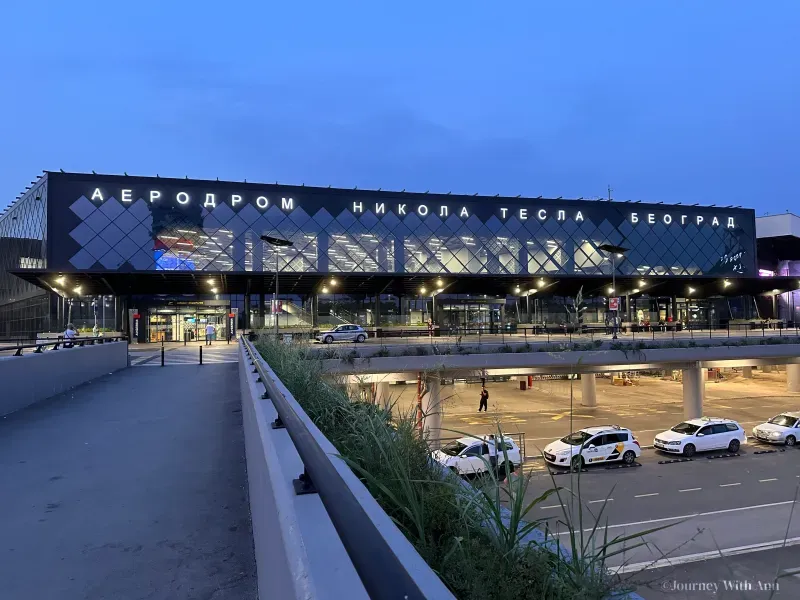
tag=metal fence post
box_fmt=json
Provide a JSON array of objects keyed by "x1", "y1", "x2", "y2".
[
  {"x1": 200, "y1": 345, "x2": 203, "y2": 365},
  {"x1": 161, "y1": 346, "x2": 165, "y2": 367}
]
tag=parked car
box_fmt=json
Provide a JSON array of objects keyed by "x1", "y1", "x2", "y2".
[
  {"x1": 752, "y1": 412, "x2": 800, "y2": 446},
  {"x1": 433, "y1": 436, "x2": 521, "y2": 477},
  {"x1": 315, "y1": 324, "x2": 367, "y2": 344},
  {"x1": 654, "y1": 417, "x2": 746, "y2": 457},
  {"x1": 543, "y1": 425, "x2": 641, "y2": 470}
]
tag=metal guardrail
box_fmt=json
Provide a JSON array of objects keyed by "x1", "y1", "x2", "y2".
[
  {"x1": 0, "y1": 335, "x2": 128, "y2": 356},
  {"x1": 241, "y1": 337, "x2": 452, "y2": 600}
]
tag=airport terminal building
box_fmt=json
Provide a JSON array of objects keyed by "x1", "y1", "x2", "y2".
[{"x1": 0, "y1": 171, "x2": 796, "y2": 341}]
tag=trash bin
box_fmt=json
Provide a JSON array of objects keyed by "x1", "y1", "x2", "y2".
[{"x1": 519, "y1": 380, "x2": 527, "y2": 391}]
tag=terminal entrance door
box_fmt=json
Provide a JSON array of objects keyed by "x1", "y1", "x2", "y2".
[
  {"x1": 147, "y1": 306, "x2": 230, "y2": 342},
  {"x1": 440, "y1": 302, "x2": 503, "y2": 333}
]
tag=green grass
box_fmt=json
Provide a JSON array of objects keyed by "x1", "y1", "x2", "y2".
[{"x1": 254, "y1": 336, "x2": 654, "y2": 599}]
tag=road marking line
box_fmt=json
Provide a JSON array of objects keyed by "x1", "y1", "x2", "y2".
[
  {"x1": 679, "y1": 488, "x2": 701, "y2": 492},
  {"x1": 634, "y1": 493, "x2": 659, "y2": 498},
  {"x1": 539, "y1": 505, "x2": 561, "y2": 510},
  {"x1": 760, "y1": 478, "x2": 778, "y2": 482},
  {"x1": 613, "y1": 536, "x2": 800, "y2": 574},
  {"x1": 588, "y1": 499, "x2": 613, "y2": 504},
  {"x1": 555, "y1": 500, "x2": 797, "y2": 535},
  {"x1": 719, "y1": 483, "x2": 741, "y2": 487}
]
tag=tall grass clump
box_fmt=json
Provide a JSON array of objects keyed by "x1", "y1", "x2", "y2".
[{"x1": 253, "y1": 336, "x2": 647, "y2": 599}]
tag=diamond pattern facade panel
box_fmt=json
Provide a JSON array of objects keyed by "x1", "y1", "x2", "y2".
[{"x1": 45, "y1": 177, "x2": 756, "y2": 278}]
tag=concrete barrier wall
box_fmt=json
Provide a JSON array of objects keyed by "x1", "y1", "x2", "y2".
[
  {"x1": 0, "y1": 341, "x2": 129, "y2": 416},
  {"x1": 239, "y1": 343, "x2": 370, "y2": 600}
]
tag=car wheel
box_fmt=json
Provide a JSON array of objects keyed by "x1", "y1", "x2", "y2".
[
  {"x1": 683, "y1": 444, "x2": 696, "y2": 458},
  {"x1": 570, "y1": 456, "x2": 584, "y2": 471},
  {"x1": 356, "y1": 334, "x2": 366, "y2": 343},
  {"x1": 786, "y1": 435, "x2": 796, "y2": 447},
  {"x1": 622, "y1": 450, "x2": 636, "y2": 465},
  {"x1": 728, "y1": 439, "x2": 740, "y2": 453},
  {"x1": 324, "y1": 335, "x2": 334, "y2": 344}
]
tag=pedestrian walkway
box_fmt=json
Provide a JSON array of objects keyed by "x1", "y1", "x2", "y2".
[
  {"x1": 0, "y1": 362, "x2": 256, "y2": 599},
  {"x1": 130, "y1": 344, "x2": 238, "y2": 366}
]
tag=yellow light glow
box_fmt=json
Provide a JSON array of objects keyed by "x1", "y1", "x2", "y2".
[
  {"x1": 420, "y1": 287, "x2": 427, "y2": 295},
  {"x1": 322, "y1": 286, "x2": 329, "y2": 293}
]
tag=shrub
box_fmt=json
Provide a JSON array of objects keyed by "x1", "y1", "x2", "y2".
[
  {"x1": 373, "y1": 346, "x2": 391, "y2": 358},
  {"x1": 252, "y1": 338, "x2": 657, "y2": 600},
  {"x1": 498, "y1": 344, "x2": 514, "y2": 353}
]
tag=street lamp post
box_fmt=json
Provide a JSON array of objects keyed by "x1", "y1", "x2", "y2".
[
  {"x1": 598, "y1": 244, "x2": 629, "y2": 340},
  {"x1": 261, "y1": 235, "x2": 294, "y2": 338}
]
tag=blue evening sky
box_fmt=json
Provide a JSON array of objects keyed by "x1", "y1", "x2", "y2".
[{"x1": 1, "y1": 1, "x2": 798, "y2": 214}]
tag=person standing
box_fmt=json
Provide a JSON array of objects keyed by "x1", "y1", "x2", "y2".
[
  {"x1": 487, "y1": 434, "x2": 498, "y2": 474},
  {"x1": 478, "y1": 385, "x2": 489, "y2": 412},
  {"x1": 205, "y1": 323, "x2": 215, "y2": 346}
]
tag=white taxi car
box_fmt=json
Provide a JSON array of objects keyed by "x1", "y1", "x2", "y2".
[
  {"x1": 752, "y1": 412, "x2": 800, "y2": 446},
  {"x1": 654, "y1": 417, "x2": 746, "y2": 457},
  {"x1": 542, "y1": 425, "x2": 641, "y2": 470},
  {"x1": 316, "y1": 324, "x2": 367, "y2": 344},
  {"x1": 433, "y1": 436, "x2": 521, "y2": 477}
]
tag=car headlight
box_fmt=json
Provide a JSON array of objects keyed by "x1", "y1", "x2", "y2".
[
  {"x1": 669, "y1": 440, "x2": 682, "y2": 445},
  {"x1": 556, "y1": 449, "x2": 571, "y2": 455},
  {"x1": 770, "y1": 431, "x2": 782, "y2": 438}
]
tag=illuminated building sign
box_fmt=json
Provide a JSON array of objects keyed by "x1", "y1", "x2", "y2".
[{"x1": 87, "y1": 187, "x2": 737, "y2": 229}]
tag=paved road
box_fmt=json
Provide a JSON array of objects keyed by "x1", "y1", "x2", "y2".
[
  {"x1": 627, "y1": 546, "x2": 800, "y2": 599},
  {"x1": 510, "y1": 441, "x2": 800, "y2": 592},
  {"x1": 0, "y1": 363, "x2": 256, "y2": 600}
]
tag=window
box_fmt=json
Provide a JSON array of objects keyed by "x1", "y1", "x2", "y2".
[
  {"x1": 441, "y1": 441, "x2": 467, "y2": 456},
  {"x1": 561, "y1": 431, "x2": 593, "y2": 446},
  {"x1": 697, "y1": 426, "x2": 715, "y2": 436},
  {"x1": 725, "y1": 423, "x2": 740, "y2": 432},
  {"x1": 604, "y1": 433, "x2": 629, "y2": 444},
  {"x1": 712, "y1": 424, "x2": 730, "y2": 434},
  {"x1": 463, "y1": 445, "x2": 483, "y2": 457},
  {"x1": 768, "y1": 415, "x2": 797, "y2": 427},
  {"x1": 672, "y1": 422, "x2": 701, "y2": 435}
]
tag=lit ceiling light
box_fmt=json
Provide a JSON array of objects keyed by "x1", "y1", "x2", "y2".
[
  {"x1": 607, "y1": 287, "x2": 614, "y2": 294},
  {"x1": 420, "y1": 287, "x2": 427, "y2": 295},
  {"x1": 514, "y1": 287, "x2": 521, "y2": 294},
  {"x1": 537, "y1": 279, "x2": 544, "y2": 288},
  {"x1": 56, "y1": 276, "x2": 66, "y2": 286},
  {"x1": 436, "y1": 278, "x2": 444, "y2": 286},
  {"x1": 632, "y1": 288, "x2": 640, "y2": 293},
  {"x1": 723, "y1": 280, "x2": 732, "y2": 287},
  {"x1": 639, "y1": 279, "x2": 646, "y2": 286},
  {"x1": 330, "y1": 278, "x2": 338, "y2": 286},
  {"x1": 211, "y1": 288, "x2": 218, "y2": 294},
  {"x1": 688, "y1": 287, "x2": 695, "y2": 295},
  {"x1": 207, "y1": 279, "x2": 215, "y2": 286},
  {"x1": 773, "y1": 289, "x2": 780, "y2": 294},
  {"x1": 322, "y1": 286, "x2": 329, "y2": 293},
  {"x1": 616, "y1": 253, "x2": 623, "y2": 258}
]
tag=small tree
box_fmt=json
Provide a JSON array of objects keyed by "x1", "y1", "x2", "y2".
[{"x1": 564, "y1": 286, "x2": 586, "y2": 331}]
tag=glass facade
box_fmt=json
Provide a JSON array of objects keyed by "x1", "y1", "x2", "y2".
[
  {"x1": 50, "y1": 174, "x2": 756, "y2": 278},
  {"x1": 0, "y1": 176, "x2": 49, "y2": 339}
]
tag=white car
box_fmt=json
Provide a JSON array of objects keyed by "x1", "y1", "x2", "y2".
[
  {"x1": 752, "y1": 412, "x2": 800, "y2": 446},
  {"x1": 543, "y1": 425, "x2": 641, "y2": 470},
  {"x1": 654, "y1": 417, "x2": 746, "y2": 457},
  {"x1": 433, "y1": 436, "x2": 521, "y2": 477},
  {"x1": 316, "y1": 324, "x2": 367, "y2": 344}
]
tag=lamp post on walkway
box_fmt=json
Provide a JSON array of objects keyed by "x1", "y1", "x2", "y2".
[
  {"x1": 598, "y1": 244, "x2": 629, "y2": 340},
  {"x1": 261, "y1": 235, "x2": 294, "y2": 338}
]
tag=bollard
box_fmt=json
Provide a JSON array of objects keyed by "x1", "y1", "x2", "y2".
[
  {"x1": 200, "y1": 345, "x2": 203, "y2": 365},
  {"x1": 161, "y1": 346, "x2": 165, "y2": 367}
]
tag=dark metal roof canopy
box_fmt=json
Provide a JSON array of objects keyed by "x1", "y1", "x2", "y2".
[{"x1": 11, "y1": 270, "x2": 799, "y2": 300}]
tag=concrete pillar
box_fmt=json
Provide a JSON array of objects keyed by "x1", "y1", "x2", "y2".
[
  {"x1": 787, "y1": 364, "x2": 800, "y2": 393},
  {"x1": 682, "y1": 366, "x2": 704, "y2": 420},
  {"x1": 581, "y1": 373, "x2": 597, "y2": 407},
  {"x1": 423, "y1": 376, "x2": 443, "y2": 449},
  {"x1": 374, "y1": 382, "x2": 391, "y2": 410},
  {"x1": 743, "y1": 366, "x2": 753, "y2": 378},
  {"x1": 762, "y1": 365, "x2": 775, "y2": 374}
]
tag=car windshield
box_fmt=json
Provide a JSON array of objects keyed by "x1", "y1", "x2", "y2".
[
  {"x1": 441, "y1": 441, "x2": 468, "y2": 456},
  {"x1": 671, "y1": 422, "x2": 701, "y2": 435},
  {"x1": 560, "y1": 431, "x2": 593, "y2": 446},
  {"x1": 768, "y1": 415, "x2": 797, "y2": 427}
]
